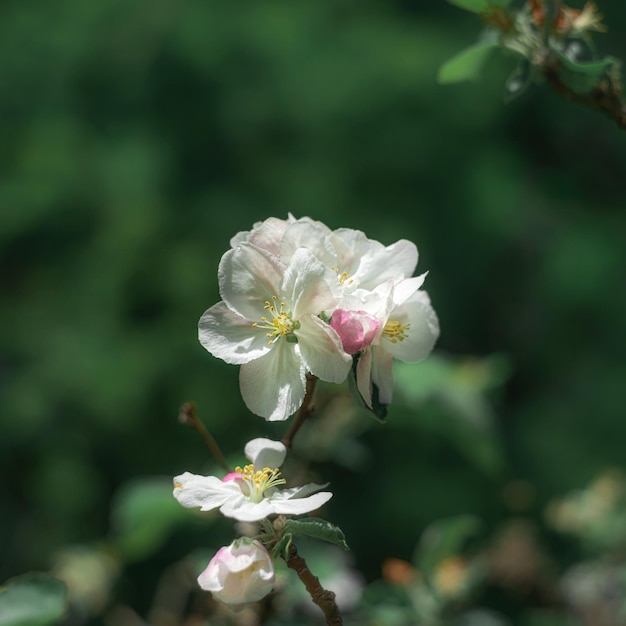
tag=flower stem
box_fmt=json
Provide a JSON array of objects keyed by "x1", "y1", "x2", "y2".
[
  {"x1": 283, "y1": 543, "x2": 343, "y2": 625},
  {"x1": 178, "y1": 402, "x2": 231, "y2": 473},
  {"x1": 281, "y1": 374, "x2": 318, "y2": 449},
  {"x1": 544, "y1": 55, "x2": 626, "y2": 131}
]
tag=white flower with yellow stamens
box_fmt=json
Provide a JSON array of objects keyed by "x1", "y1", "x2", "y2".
[
  {"x1": 173, "y1": 438, "x2": 332, "y2": 522},
  {"x1": 198, "y1": 243, "x2": 351, "y2": 421},
  {"x1": 332, "y1": 276, "x2": 439, "y2": 411}
]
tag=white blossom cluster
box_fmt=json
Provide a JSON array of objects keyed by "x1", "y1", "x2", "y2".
[
  {"x1": 174, "y1": 215, "x2": 440, "y2": 607},
  {"x1": 199, "y1": 214, "x2": 440, "y2": 421},
  {"x1": 174, "y1": 437, "x2": 332, "y2": 605}
]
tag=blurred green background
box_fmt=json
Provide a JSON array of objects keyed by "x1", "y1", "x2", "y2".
[{"x1": 2, "y1": 1, "x2": 626, "y2": 624}]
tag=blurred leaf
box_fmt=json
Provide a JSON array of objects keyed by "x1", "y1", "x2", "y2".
[
  {"x1": 394, "y1": 355, "x2": 510, "y2": 475},
  {"x1": 110, "y1": 477, "x2": 193, "y2": 562},
  {"x1": 554, "y1": 51, "x2": 619, "y2": 95},
  {"x1": 414, "y1": 515, "x2": 481, "y2": 578},
  {"x1": 0, "y1": 573, "x2": 67, "y2": 626},
  {"x1": 445, "y1": 0, "x2": 510, "y2": 13},
  {"x1": 520, "y1": 610, "x2": 582, "y2": 626},
  {"x1": 284, "y1": 518, "x2": 350, "y2": 551},
  {"x1": 504, "y1": 59, "x2": 536, "y2": 101},
  {"x1": 438, "y1": 41, "x2": 500, "y2": 84}
]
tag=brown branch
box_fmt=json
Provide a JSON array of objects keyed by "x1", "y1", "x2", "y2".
[
  {"x1": 544, "y1": 55, "x2": 626, "y2": 131},
  {"x1": 178, "y1": 402, "x2": 231, "y2": 473},
  {"x1": 283, "y1": 544, "x2": 343, "y2": 626},
  {"x1": 281, "y1": 374, "x2": 318, "y2": 449}
]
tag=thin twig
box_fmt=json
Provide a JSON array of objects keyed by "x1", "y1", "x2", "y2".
[
  {"x1": 544, "y1": 55, "x2": 626, "y2": 131},
  {"x1": 283, "y1": 544, "x2": 343, "y2": 626},
  {"x1": 281, "y1": 374, "x2": 318, "y2": 449},
  {"x1": 178, "y1": 402, "x2": 231, "y2": 473}
]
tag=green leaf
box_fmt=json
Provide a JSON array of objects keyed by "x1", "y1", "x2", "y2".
[
  {"x1": 394, "y1": 355, "x2": 509, "y2": 476},
  {"x1": 110, "y1": 477, "x2": 193, "y2": 561},
  {"x1": 445, "y1": 0, "x2": 510, "y2": 13},
  {"x1": 284, "y1": 518, "x2": 350, "y2": 551},
  {"x1": 414, "y1": 515, "x2": 481, "y2": 578},
  {"x1": 0, "y1": 573, "x2": 67, "y2": 626},
  {"x1": 554, "y1": 52, "x2": 619, "y2": 95},
  {"x1": 438, "y1": 41, "x2": 499, "y2": 84}
]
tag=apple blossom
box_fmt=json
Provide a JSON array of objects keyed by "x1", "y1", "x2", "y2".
[
  {"x1": 330, "y1": 309, "x2": 381, "y2": 355},
  {"x1": 198, "y1": 243, "x2": 351, "y2": 421},
  {"x1": 352, "y1": 276, "x2": 440, "y2": 410},
  {"x1": 173, "y1": 438, "x2": 333, "y2": 522},
  {"x1": 198, "y1": 537, "x2": 275, "y2": 605}
]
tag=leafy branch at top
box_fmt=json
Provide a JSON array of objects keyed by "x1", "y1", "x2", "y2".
[{"x1": 439, "y1": 0, "x2": 626, "y2": 130}]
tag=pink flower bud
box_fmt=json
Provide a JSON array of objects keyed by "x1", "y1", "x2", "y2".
[
  {"x1": 330, "y1": 310, "x2": 381, "y2": 355},
  {"x1": 198, "y1": 538, "x2": 275, "y2": 605}
]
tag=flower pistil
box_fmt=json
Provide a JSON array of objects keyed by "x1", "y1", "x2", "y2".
[{"x1": 252, "y1": 296, "x2": 300, "y2": 344}]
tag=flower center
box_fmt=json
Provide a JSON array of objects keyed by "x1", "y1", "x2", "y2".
[
  {"x1": 252, "y1": 296, "x2": 300, "y2": 345},
  {"x1": 235, "y1": 464, "x2": 286, "y2": 503},
  {"x1": 332, "y1": 267, "x2": 353, "y2": 286},
  {"x1": 382, "y1": 320, "x2": 411, "y2": 343}
]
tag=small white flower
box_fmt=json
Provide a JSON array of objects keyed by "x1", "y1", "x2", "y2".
[
  {"x1": 199, "y1": 242, "x2": 351, "y2": 421},
  {"x1": 343, "y1": 276, "x2": 440, "y2": 409},
  {"x1": 198, "y1": 537, "x2": 275, "y2": 605},
  {"x1": 173, "y1": 438, "x2": 332, "y2": 522}
]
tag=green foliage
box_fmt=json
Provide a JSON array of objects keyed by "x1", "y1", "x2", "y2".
[
  {"x1": 438, "y1": 41, "x2": 500, "y2": 84},
  {"x1": 284, "y1": 518, "x2": 350, "y2": 551},
  {"x1": 414, "y1": 515, "x2": 482, "y2": 579},
  {"x1": 110, "y1": 477, "x2": 194, "y2": 562},
  {"x1": 0, "y1": 574, "x2": 67, "y2": 626},
  {"x1": 554, "y1": 52, "x2": 620, "y2": 94},
  {"x1": 444, "y1": 0, "x2": 510, "y2": 13}
]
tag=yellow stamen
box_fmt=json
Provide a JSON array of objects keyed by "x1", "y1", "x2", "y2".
[
  {"x1": 332, "y1": 267, "x2": 353, "y2": 286},
  {"x1": 382, "y1": 320, "x2": 410, "y2": 343},
  {"x1": 252, "y1": 295, "x2": 295, "y2": 344},
  {"x1": 235, "y1": 464, "x2": 286, "y2": 502}
]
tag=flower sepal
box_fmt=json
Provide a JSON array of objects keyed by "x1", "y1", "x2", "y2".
[{"x1": 347, "y1": 353, "x2": 388, "y2": 422}]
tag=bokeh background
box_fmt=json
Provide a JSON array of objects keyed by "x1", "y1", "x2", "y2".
[{"x1": 2, "y1": 1, "x2": 626, "y2": 624}]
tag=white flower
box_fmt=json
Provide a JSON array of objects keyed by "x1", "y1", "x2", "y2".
[
  {"x1": 199, "y1": 242, "x2": 351, "y2": 421},
  {"x1": 198, "y1": 537, "x2": 275, "y2": 605},
  {"x1": 173, "y1": 438, "x2": 333, "y2": 522},
  {"x1": 340, "y1": 276, "x2": 439, "y2": 409},
  {"x1": 280, "y1": 221, "x2": 418, "y2": 293}
]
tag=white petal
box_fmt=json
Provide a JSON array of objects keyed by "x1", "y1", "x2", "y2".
[
  {"x1": 392, "y1": 273, "x2": 428, "y2": 306},
  {"x1": 239, "y1": 341, "x2": 307, "y2": 421},
  {"x1": 280, "y1": 219, "x2": 335, "y2": 266},
  {"x1": 219, "y1": 497, "x2": 277, "y2": 522},
  {"x1": 173, "y1": 472, "x2": 238, "y2": 511},
  {"x1": 282, "y1": 248, "x2": 341, "y2": 317},
  {"x1": 247, "y1": 217, "x2": 292, "y2": 256},
  {"x1": 244, "y1": 438, "x2": 287, "y2": 469},
  {"x1": 268, "y1": 491, "x2": 333, "y2": 516},
  {"x1": 297, "y1": 315, "x2": 352, "y2": 384},
  {"x1": 371, "y1": 346, "x2": 394, "y2": 405},
  {"x1": 218, "y1": 244, "x2": 285, "y2": 322},
  {"x1": 383, "y1": 291, "x2": 439, "y2": 363},
  {"x1": 279, "y1": 482, "x2": 330, "y2": 499},
  {"x1": 198, "y1": 302, "x2": 271, "y2": 365}
]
